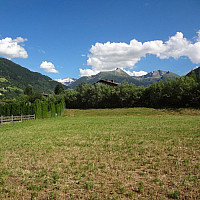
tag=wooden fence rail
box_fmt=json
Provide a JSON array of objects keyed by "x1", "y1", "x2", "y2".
[{"x1": 0, "y1": 114, "x2": 35, "y2": 125}]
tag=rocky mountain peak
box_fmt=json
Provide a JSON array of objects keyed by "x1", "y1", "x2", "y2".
[{"x1": 144, "y1": 70, "x2": 168, "y2": 78}]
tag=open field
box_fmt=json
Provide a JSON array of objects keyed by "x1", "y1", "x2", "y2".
[{"x1": 0, "y1": 108, "x2": 200, "y2": 199}]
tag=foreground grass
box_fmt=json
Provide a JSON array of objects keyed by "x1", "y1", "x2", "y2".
[{"x1": 0, "y1": 108, "x2": 199, "y2": 199}]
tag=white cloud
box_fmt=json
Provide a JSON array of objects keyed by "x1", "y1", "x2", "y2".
[
  {"x1": 0, "y1": 37, "x2": 28, "y2": 59},
  {"x1": 40, "y1": 61, "x2": 59, "y2": 73},
  {"x1": 79, "y1": 68, "x2": 97, "y2": 76},
  {"x1": 80, "y1": 30, "x2": 200, "y2": 76},
  {"x1": 197, "y1": 30, "x2": 200, "y2": 42},
  {"x1": 124, "y1": 70, "x2": 147, "y2": 77}
]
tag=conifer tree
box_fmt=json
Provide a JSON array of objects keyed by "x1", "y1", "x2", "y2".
[
  {"x1": 50, "y1": 102, "x2": 56, "y2": 117},
  {"x1": 34, "y1": 99, "x2": 42, "y2": 119},
  {"x1": 42, "y1": 101, "x2": 48, "y2": 118},
  {"x1": 54, "y1": 83, "x2": 65, "y2": 95},
  {"x1": 4, "y1": 103, "x2": 10, "y2": 116},
  {"x1": 0, "y1": 103, "x2": 3, "y2": 116}
]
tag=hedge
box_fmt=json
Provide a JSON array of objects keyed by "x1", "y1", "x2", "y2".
[{"x1": 0, "y1": 98, "x2": 65, "y2": 119}]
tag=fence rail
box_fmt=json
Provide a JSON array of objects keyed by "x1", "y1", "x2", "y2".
[{"x1": 0, "y1": 114, "x2": 35, "y2": 125}]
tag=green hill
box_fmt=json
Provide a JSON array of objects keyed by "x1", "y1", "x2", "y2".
[{"x1": 0, "y1": 57, "x2": 65, "y2": 98}]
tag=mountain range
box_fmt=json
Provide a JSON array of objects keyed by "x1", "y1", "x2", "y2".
[
  {"x1": 1, "y1": 57, "x2": 199, "y2": 98},
  {"x1": 69, "y1": 68, "x2": 180, "y2": 88}
]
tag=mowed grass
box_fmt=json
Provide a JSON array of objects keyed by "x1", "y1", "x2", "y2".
[{"x1": 0, "y1": 108, "x2": 199, "y2": 199}]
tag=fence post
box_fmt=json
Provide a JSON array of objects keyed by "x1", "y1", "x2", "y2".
[
  {"x1": 21, "y1": 115, "x2": 22, "y2": 122},
  {"x1": 11, "y1": 115, "x2": 13, "y2": 122},
  {"x1": 1, "y1": 116, "x2": 2, "y2": 124}
]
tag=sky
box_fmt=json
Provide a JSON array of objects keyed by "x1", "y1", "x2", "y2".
[{"x1": 0, "y1": 0, "x2": 200, "y2": 79}]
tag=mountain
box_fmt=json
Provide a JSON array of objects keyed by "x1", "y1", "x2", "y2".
[
  {"x1": 70, "y1": 68, "x2": 143, "y2": 88},
  {"x1": 0, "y1": 57, "x2": 66, "y2": 98},
  {"x1": 134, "y1": 70, "x2": 180, "y2": 86},
  {"x1": 186, "y1": 67, "x2": 200, "y2": 80},
  {"x1": 70, "y1": 68, "x2": 180, "y2": 88},
  {"x1": 55, "y1": 77, "x2": 76, "y2": 86},
  {"x1": 0, "y1": 57, "x2": 182, "y2": 99}
]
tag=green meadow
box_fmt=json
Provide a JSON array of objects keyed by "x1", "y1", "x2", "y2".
[{"x1": 0, "y1": 108, "x2": 199, "y2": 199}]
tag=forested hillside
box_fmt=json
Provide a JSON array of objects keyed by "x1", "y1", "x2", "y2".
[{"x1": 0, "y1": 58, "x2": 66, "y2": 98}]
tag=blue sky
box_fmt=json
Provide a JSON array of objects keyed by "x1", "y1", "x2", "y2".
[{"x1": 0, "y1": 0, "x2": 200, "y2": 79}]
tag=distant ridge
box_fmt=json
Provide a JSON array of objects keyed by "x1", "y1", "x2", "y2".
[
  {"x1": 134, "y1": 70, "x2": 180, "y2": 86},
  {"x1": 70, "y1": 68, "x2": 142, "y2": 88},
  {"x1": 70, "y1": 68, "x2": 180, "y2": 88}
]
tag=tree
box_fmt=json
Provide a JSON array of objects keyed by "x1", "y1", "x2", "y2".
[
  {"x1": 24, "y1": 84, "x2": 33, "y2": 96},
  {"x1": 0, "y1": 103, "x2": 3, "y2": 116},
  {"x1": 34, "y1": 99, "x2": 42, "y2": 119},
  {"x1": 65, "y1": 89, "x2": 78, "y2": 108},
  {"x1": 42, "y1": 101, "x2": 48, "y2": 118},
  {"x1": 11, "y1": 102, "x2": 20, "y2": 116},
  {"x1": 20, "y1": 102, "x2": 27, "y2": 115},
  {"x1": 56, "y1": 103, "x2": 61, "y2": 116},
  {"x1": 189, "y1": 71, "x2": 197, "y2": 82},
  {"x1": 3, "y1": 103, "x2": 10, "y2": 116},
  {"x1": 50, "y1": 102, "x2": 56, "y2": 117},
  {"x1": 54, "y1": 83, "x2": 65, "y2": 95}
]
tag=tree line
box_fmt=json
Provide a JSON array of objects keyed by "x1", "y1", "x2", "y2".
[
  {"x1": 0, "y1": 73, "x2": 199, "y2": 118},
  {"x1": 64, "y1": 74, "x2": 200, "y2": 109}
]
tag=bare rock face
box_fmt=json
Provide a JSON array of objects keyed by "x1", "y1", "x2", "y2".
[{"x1": 143, "y1": 70, "x2": 168, "y2": 78}]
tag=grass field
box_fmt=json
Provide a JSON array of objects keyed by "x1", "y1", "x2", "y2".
[{"x1": 0, "y1": 108, "x2": 200, "y2": 199}]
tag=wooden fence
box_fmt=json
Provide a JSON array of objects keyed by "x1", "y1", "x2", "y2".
[{"x1": 0, "y1": 114, "x2": 35, "y2": 125}]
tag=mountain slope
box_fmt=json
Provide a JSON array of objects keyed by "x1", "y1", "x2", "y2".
[
  {"x1": 186, "y1": 67, "x2": 200, "y2": 80},
  {"x1": 70, "y1": 68, "x2": 142, "y2": 88},
  {"x1": 134, "y1": 70, "x2": 180, "y2": 86},
  {"x1": 0, "y1": 57, "x2": 65, "y2": 98},
  {"x1": 70, "y1": 68, "x2": 180, "y2": 88}
]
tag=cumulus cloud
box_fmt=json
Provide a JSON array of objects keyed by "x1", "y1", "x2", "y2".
[
  {"x1": 40, "y1": 61, "x2": 59, "y2": 73},
  {"x1": 0, "y1": 37, "x2": 28, "y2": 59},
  {"x1": 79, "y1": 68, "x2": 97, "y2": 76},
  {"x1": 124, "y1": 70, "x2": 148, "y2": 77},
  {"x1": 80, "y1": 30, "x2": 200, "y2": 76}
]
